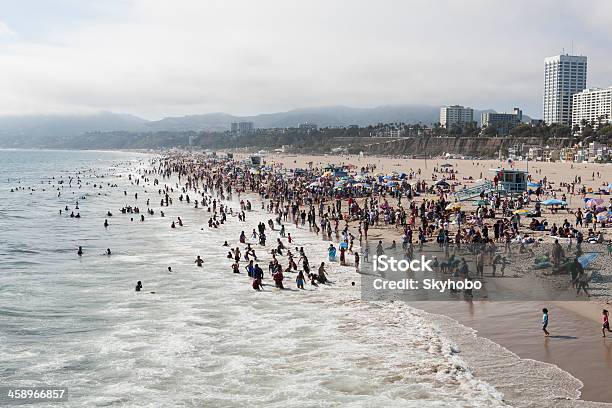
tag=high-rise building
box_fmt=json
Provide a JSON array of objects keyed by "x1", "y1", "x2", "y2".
[
  {"x1": 543, "y1": 54, "x2": 587, "y2": 125},
  {"x1": 572, "y1": 87, "x2": 612, "y2": 130},
  {"x1": 230, "y1": 121, "x2": 254, "y2": 135},
  {"x1": 439, "y1": 105, "x2": 474, "y2": 128},
  {"x1": 481, "y1": 108, "x2": 523, "y2": 135}
]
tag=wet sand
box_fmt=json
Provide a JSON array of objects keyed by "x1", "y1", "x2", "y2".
[{"x1": 413, "y1": 300, "x2": 612, "y2": 403}]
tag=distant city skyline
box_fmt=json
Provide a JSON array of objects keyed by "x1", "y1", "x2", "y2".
[{"x1": 0, "y1": 0, "x2": 610, "y2": 120}]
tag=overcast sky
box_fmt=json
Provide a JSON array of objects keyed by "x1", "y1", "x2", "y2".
[{"x1": 0, "y1": 0, "x2": 610, "y2": 119}]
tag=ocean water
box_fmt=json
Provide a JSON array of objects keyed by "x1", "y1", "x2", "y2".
[{"x1": 0, "y1": 149, "x2": 577, "y2": 407}]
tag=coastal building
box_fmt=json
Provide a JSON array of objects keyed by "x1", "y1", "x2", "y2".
[
  {"x1": 574, "y1": 148, "x2": 587, "y2": 163},
  {"x1": 571, "y1": 87, "x2": 612, "y2": 130},
  {"x1": 543, "y1": 54, "x2": 587, "y2": 125},
  {"x1": 545, "y1": 148, "x2": 561, "y2": 162},
  {"x1": 481, "y1": 108, "x2": 523, "y2": 135},
  {"x1": 559, "y1": 146, "x2": 577, "y2": 162},
  {"x1": 440, "y1": 105, "x2": 474, "y2": 128},
  {"x1": 588, "y1": 142, "x2": 610, "y2": 162},
  {"x1": 230, "y1": 121, "x2": 254, "y2": 135},
  {"x1": 528, "y1": 147, "x2": 543, "y2": 161}
]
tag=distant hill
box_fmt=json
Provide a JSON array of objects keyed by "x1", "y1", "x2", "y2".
[
  {"x1": 144, "y1": 105, "x2": 444, "y2": 131},
  {"x1": 0, "y1": 105, "x2": 530, "y2": 148},
  {"x1": 0, "y1": 111, "x2": 147, "y2": 147},
  {"x1": 139, "y1": 106, "x2": 532, "y2": 131}
]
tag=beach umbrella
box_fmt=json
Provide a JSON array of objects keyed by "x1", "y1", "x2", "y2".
[
  {"x1": 355, "y1": 183, "x2": 371, "y2": 189},
  {"x1": 578, "y1": 253, "x2": 598, "y2": 268},
  {"x1": 527, "y1": 182, "x2": 541, "y2": 188},
  {"x1": 339, "y1": 242, "x2": 348, "y2": 249},
  {"x1": 541, "y1": 199, "x2": 566, "y2": 206},
  {"x1": 585, "y1": 198, "x2": 603, "y2": 208},
  {"x1": 441, "y1": 163, "x2": 453, "y2": 167},
  {"x1": 308, "y1": 181, "x2": 320, "y2": 188},
  {"x1": 446, "y1": 202, "x2": 462, "y2": 211},
  {"x1": 513, "y1": 209, "x2": 530, "y2": 215},
  {"x1": 386, "y1": 181, "x2": 398, "y2": 186},
  {"x1": 596, "y1": 211, "x2": 611, "y2": 221}
]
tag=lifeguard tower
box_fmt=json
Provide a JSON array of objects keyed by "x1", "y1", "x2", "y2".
[
  {"x1": 455, "y1": 168, "x2": 528, "y2": 201},
  {"x1": 490, "y1": 168, "x2": 527, "y2": 193}
]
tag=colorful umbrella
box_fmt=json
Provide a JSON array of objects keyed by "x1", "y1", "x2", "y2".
[
  {"x1": 541, "y1": 199, "x2": 566, "y2": 206},
  {"x1": 446, "y1": 202, "x2": 462, "y2": 211}
]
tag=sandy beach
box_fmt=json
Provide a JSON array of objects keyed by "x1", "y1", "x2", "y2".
[{"x1": 236, "y1": 151, "x2": 612, "y2": 404}]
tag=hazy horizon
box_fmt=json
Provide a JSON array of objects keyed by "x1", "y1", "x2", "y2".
[{"x1": 0, "y1": 0, "x2": 610, "y2": 120}]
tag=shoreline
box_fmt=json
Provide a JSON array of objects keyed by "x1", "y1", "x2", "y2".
[
  {"x1": 237, "y1": 151, "x2": 612, "y2": 404},
  {"x1": 232, "y1": 189, "x2": 610, "y2": 406},
  {"x1": 4, "y1": 148, "x2": 612, "y2": 406}
]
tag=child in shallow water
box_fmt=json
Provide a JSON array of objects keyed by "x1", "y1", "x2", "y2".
[{"x1": 542, "y1": 308, "x2": 550, "y2": 337}]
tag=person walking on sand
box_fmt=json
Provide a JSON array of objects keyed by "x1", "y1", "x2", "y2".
[
  {"x1": 542, "y1": 308, "x2": 550, "y2": 337},
  {"x1": 602, "y1": 309, "x2": 611, "y2": 337}
]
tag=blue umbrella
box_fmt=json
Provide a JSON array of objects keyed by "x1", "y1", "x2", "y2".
[
  {"x1": 541, "y1": 199, "x2": 566, "y2": 206},
  {"x1": 578, "y1": 253, "x2": 598, "y2": 268},
  {"x1": 527, "y1": 182, "x2": 541, "y2": 188}
]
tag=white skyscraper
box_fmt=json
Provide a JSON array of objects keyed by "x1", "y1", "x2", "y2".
[
  {"x1": 543, "y1": 54, "x2": 587, "y2": 125},
  {"x1": 572, "y1": 87, "x2": 612, "y2": 130},
  {"x1": 439, "y1": 105, "x2": 474, "y2": 128}
]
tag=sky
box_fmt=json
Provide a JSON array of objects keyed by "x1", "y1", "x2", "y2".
[{"x1": 0, "y1": 0, "x2": 611, "y2": 120}]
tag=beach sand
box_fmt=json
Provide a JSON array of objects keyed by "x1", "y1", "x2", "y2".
[
  {"x1": 241, "y1": 151, "x2": 612, "y2": 403},
  {"x1": 414, "y1": 300, "x2": 612, "y2": 403}
]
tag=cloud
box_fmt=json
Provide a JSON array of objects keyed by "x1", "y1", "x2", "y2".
[
  {"x1": 0, "y1": 0, "x2": 610, "y2": 119},
  {"x1": 0, "y1": 21, "x2": 16, "y2": 38}
]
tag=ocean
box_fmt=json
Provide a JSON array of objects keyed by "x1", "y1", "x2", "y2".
[{"x1": 0, "y1": 149, "x2": 579, "y2": 407}]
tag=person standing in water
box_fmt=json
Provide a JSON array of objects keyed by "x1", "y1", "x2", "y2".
[
  {"x1": 135, "y1": 281, "x2": 142, "y2": 292},
  {"x1": 603, "y1": 309, "x2": 611, "y2": 337},
  {"x1": 77, "y1": 246, "x2": 83, "y2": 256},
  {"x1": 542, "y1": 308, "x2": 550, "y2": 337},
  {"x1": 296, "y1": 271, "x2": 305, "y2": 289}
]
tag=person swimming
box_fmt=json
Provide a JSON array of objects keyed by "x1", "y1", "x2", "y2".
[
  {"x1": 77, "y1": 246, "x2": 83, "y2": 256},
  {"x1": 105, "y1": 248, "x2": 111, "y2": 255},
  {"x1": 135, "y1": 281, "x2": 142, "y2": 291}
]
